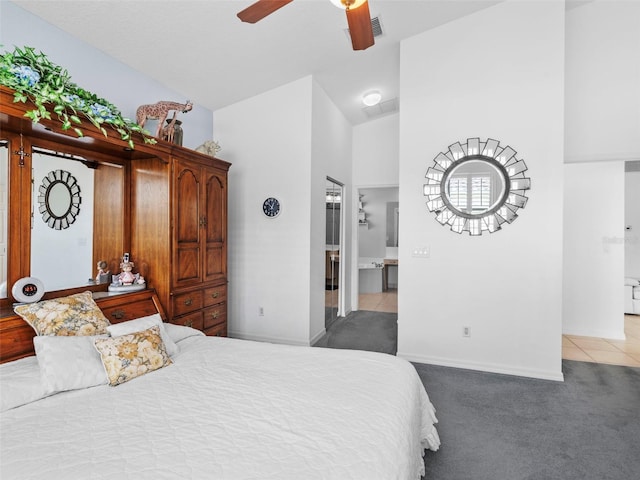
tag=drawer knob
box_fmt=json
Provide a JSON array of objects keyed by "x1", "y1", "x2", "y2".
[
  {"x1": 183, "y1": 298, "x2": 193, "y2": 306},
  {"x1": 211, "y1": 312, "x2": 219, "y2": 319},
  {"x1": 111, "y1": 309, "x2": 126, "y2": 320},
  {"x1": 212, "y1": 292, "x2": 219, "y2": 298},
  {"x1": 184, "y1": 320, "x2": 193, "y2": 328}
]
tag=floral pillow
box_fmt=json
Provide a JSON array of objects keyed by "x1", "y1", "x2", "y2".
[
  {"x1": 93, "y1": 326, "x2": 172, "y2": 386},
  {"x1": 14, "y1": 291, "x2": 111, "y2": 336}
]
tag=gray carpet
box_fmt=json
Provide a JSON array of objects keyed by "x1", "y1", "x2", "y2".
[
  {"x1": 417, "y1": 360, "x2": 640, "y2": 480},
  {"x1": 315, "y1": 312, "x2": 640, "y2": 480},
  {"x1": 314, "y1": 310, "x2": 397, "y2": 355}
]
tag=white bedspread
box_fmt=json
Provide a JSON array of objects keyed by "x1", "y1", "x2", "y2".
[{"x1": 0, "y1": 336, "x2": 439, "y2": 480}]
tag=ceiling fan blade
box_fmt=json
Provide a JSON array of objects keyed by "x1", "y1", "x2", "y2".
[
  {"x1": 346, "y1": 0, "x2": 374, "y2": 51},
  {"x1": 237, "y1": 0, "x2": 294, "y2": 24}
]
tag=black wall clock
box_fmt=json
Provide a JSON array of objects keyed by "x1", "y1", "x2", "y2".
[{"x1": 262, "y1": 197, "x2": 281, "y2": 218}]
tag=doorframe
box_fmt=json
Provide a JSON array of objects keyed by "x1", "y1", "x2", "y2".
[{"x1": 326, "y1": 176, "x2": 346, "y2": 319}]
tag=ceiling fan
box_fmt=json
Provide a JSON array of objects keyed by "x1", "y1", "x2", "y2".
[{"x1": 237, "y1": 0, "x2": 375, "y2": 51}]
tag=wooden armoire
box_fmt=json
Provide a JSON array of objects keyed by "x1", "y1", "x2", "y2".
[
  {"x1": 130, "y1": 154, "x2": 230, "y2": 335},
  {"x1": 0, "y1": 86, "x2": 230, "y2": 336}
]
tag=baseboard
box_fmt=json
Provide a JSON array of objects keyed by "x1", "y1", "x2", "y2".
[
  {"x1": 398, "y1": 352, "x2": 565, "y2": 382},
  {"x1": 562, "y1": 327, "x2": 626, "y2": 341},
  {"x1": 228, "y1": 330, "x2": 313, "y2": 347},
  {"x1": 310, "y1": 328, "x2": 326, "y2": 346}
]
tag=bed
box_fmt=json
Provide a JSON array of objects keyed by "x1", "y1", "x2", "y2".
[{"x1": 0, "y1": 290, "x2": 440, "y2": 480}]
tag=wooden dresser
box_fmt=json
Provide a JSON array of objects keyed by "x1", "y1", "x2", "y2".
[
  {"x1": 0, "y1": 86, "x2": 230, "y2": 337},
  {"x1": 0, "y1": 289, "x2": 166, "y2": 363}
]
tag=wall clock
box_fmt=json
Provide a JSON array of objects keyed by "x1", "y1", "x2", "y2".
[
  {"x1": 262, "y1": 197, "x2": 281, "y2": 218},
  {"x1": 12, "y1": 277, "x2": 45, "y2": 303}
]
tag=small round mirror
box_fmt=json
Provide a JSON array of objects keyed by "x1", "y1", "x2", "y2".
[
  {"x1": 47, "y1": 182, "x2": 73, "y2": 217},
  {"x1": 37, "y1": 170, "x2": 82, "y2": 230}
]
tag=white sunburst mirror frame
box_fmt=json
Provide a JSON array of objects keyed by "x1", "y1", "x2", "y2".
[{"x1": 423, "y1": 137, "x2": 531, "y2": 236}]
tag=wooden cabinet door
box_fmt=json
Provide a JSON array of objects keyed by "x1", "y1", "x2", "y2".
[
  {"x1": 202, "y1": 167, "x2": 227, "y2": 283},
  {"x1": 173, "y1": 160, "x2": 201, "y2": 287}
]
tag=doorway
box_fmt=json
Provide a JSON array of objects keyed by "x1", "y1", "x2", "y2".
[
  {"x1": 325, "y1": 177, "x2": 344, "y2": 329},
  {"x1": 355, "y1": 186, "x2": 399, "y2": 313}
]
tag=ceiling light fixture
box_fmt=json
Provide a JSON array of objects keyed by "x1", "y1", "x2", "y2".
[
  {"x1": 330, "y1": 0, "x2": 367, "y2": 9},
  {"x1": 362, "y1": 90, "x2": 382, "y2": 107}
]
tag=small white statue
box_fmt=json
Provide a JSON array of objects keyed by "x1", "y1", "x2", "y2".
[{"x1": 195, "y1": 140, "x2": 221, "y2": 157}]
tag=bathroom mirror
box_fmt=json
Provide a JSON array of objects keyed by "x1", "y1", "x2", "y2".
[
  {"x1": 424, "y1": 137, "x2": 530, "y2": 235},
  {"x1": 386, "y1": 201, "x2": 399, "y2": 247}
]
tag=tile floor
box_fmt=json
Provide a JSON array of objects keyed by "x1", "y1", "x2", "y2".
[
  {"x1": 358, "y1": 289, "x2": 398, "y2": 313},
  {"x1": 563, "y1": 315, "x2": 640, "y2": 367},
  {"x1": 358, "y1": 290, "x2": 640, "y2": 368}
]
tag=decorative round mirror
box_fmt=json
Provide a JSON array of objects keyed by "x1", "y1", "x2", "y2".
[
  {"x1": 37, "y1": 169, "x2": 82, "y2": 230},
  {"x1": 423, "y1": 137, "x2": 530, "y2": 235}
]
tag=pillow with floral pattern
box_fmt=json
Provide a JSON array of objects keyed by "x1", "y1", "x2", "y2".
[
  {"x1": 93, "y1": 325, "x2": 172, "y2": 386},
  {"x1": 14, "y1": 291, "x2": 111, "y2": 336}
]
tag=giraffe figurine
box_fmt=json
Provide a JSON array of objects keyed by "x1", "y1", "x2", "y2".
[{"x1": 136, "y1": 100, "x2": 193, "y2": 139}]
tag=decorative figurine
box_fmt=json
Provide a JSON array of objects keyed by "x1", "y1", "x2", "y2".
[
  {"x1": 108, "y1": 254, "x2": 146, "y2": 292},
  {"x1": 135, "y1": 100, "x2": 193, "y2": 139},
  {"x1": 118, "y1": 261, "x2": 136, "y2": 286},
  {"x1": 162, "y1": 112, "x2": 183, "y2": 145},
  {"x1": 95, "y1": 260, "x2": 110, "y2": 284},
  {"x1": 195, "y1": 140, "x2": 221, "y2": 157}
]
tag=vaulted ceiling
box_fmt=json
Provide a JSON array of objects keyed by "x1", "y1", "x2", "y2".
[{"x1": 14, "y1": 0, "x2": 510, "y2": 124}]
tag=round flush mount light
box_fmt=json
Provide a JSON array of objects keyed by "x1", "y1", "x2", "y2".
[
  {"x1": 330, "y1": 0, "x2": 367, "y2": 9},
  {"x1": 362, "y1": 90, "x2": 382, "y2": 106}
]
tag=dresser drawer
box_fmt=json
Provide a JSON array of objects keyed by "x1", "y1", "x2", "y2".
[
  {"x1": 204, "y1": 323, "x2": 227, "y2": 337},
  {"x1": 172, "y1": 290, "x2": 203, "y2": 317},
  {"x1": 204, "y1": 285, "x2": 226, "y2": 307},
  {"x1": 100, "y1": 297, "x2": 159, "y2": 324},
  {"x1": 203, "y1": 303, "x2": 226, "y2": 329},
  {"x1": 171, "y1": 311, "x2": 204, "y2": 331}
]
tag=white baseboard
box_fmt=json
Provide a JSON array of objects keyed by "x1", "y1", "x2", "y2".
[
  {"x1": 398, "y1": 352, "x2": 565, "y2": 382},
  {"x1": 562, "y1": 327, "x2": 626, "y2": 341},
  {"x1": 228, "y1": 330, "x2": 322, "y2": 347},
  {"x1": 310, "y1": 328, "x2": 327, "y2": 346}
]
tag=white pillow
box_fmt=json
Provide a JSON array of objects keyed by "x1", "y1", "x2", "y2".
[
  {"x1": 107, "y1": 314, "x2": 179, "y2": 357},
  {"x1": 164, "y1": 322, "x2": 206, "y2": 344},
  {"x1": 624, "y1": 277, "x2": 640, "y2": 286},
  {"x1": 33, "y1": 336, "x2": 108, "y2": 395},
  {"x1": 0, "y1": 356, "x2": 49, "y2": 412}
]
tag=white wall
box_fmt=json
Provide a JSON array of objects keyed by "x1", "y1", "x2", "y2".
[
  {"x1": 352, "y1": 113, "x2": 399, "y2": 186},
  {"x1": 214, "y1": 77, "x2": 313, "y2": 345},
  {"x1": 311, "y1": 80, "x2": 353, "y2": 327},
  {"x1": 397, "y1": 0, "x2": 565, "y2": 380},
  {"x1": 1, "y1": 1, "x2": 213, "y2": 149},
  {"x1": 564, "y1": 0, "x2": 640, "y2": 163},
  {"x1": 563, "y1": 162, "x2": 625, "y2": 339},
  {"x1": 626, "y1": 168, "x2": 640, "y2": 278},
  {"x1": 214, "y1": 76, "x2": 352, "y2": 345},
  {"x1": 560, "y1": 1, "x2": 640, "y2": 339}
]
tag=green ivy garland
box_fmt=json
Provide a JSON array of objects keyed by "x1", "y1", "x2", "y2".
[{"x1": 0, "y1": 46, "x2": 156, "y2": 149}]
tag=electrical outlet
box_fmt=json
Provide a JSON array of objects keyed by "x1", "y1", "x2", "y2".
[
  {"x1": 258, "y1": 307, "x2": 264, "y2": 316},
  {"x1": 463, "y1": 326, "x2": 471, "y2": 337}
]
